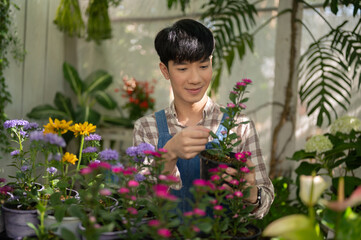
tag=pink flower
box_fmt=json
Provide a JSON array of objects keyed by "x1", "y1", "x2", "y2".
[
  {"x1": 157, "y1": 228, "x2": 171, "y2": 238},
  {"x1": 148, "y1": 219, "x2": 160, "y2": 227},
  {"x1": 193, "y1": 208, "x2": 206, "y2": 216},
  {"x1": 210, "y1": 175, "x2": 220, "y2": 181},
  {"x1": 240, "y1": 167, "x2": 250, "y2": 173},
  {"x1": 183, "y1": 211, "x2": 193, "y2": 217},
  {"x1": 210, "y1": 199, "x2": 217, "y2": 205},
  {"x1": 118, "y1": 187, "x2": 129, "y2": 194},
  {"x1": 242, "y1": 78, "x2": 252, "y2": 84},
  {"x1": 208, "y1": 168, "x2": 219, "y2": 173},
  {"x1": 99, "y1": 162, "x2": 112, "y2": 169},
  {"x1": 226, "y1": 194, "x2": 234, "y2": 199},
  {"x1": 158, "y1": 175, "x2": 167, "y2": 180},
  {"x1": 218, "y1": 164, "x2": 228, "y2": 169},
  {"x1": 127, "y1": 207, "x2": 138, "y2": 215},
  {"x1": 235, "y1": 152, "x2": 245, "y2": 160},
  {"x1": 221, "y1": 130, "x2": 227, "y2": 135},
  {"x1": 218, "y1": 186, "x2": 226, "y2": 190},
  {"x1": 192, "y1": 226, "x2": 200, "y2": 232},
  {"x1": 128, "y1": 180, "x2": 139, "y2": 187},
  {"x1": 193, "y1": 179, "x2": 208, "y2": 187},
  {"x1": 80, "y1": 167, "x2": 92, "y2": 175},
  {"x1": 245, "y1": 151, "x2": 252, "y2": 156},
  {"x1": 234, "y1": 190, "x2": 243, "y2": 198},
  {"x1": 122, "y1": 170, "x2": 134, "y2": 175},
  {"x1": 158, "y1": 148, "x2": 168, "y2": 153},
  {"x1": 230, "y1": 179, "x2": 239, "y2": 185},
  {"x1": 239, "y1": 103, "x2": 247, "y2": 109},
  {"x1": 130, "y1": 195, "x2": 137, "y2": 201},
  {"x1": 112, "y1": 167, "x2": 123, "y2": 173},
  {"x1": 237, "y1": 81, "x2": 246, "y2": 86},
  {"x1": 144, "y1": 150, "x2": 161, "y2": 157},
  {"x1": 99, "y1": 188, "x2": 112, "y2": 196},
  {"x1": 227, "y1": 103, "x2": 236, "y2": 108},
  {"x1": 154, "y1": 184, "x2": 178, "y2": 201},
  {"x1": 214, "y1": 205, "x2": 223, "y2": 211},
  {"x1": 88, "y1": 162, "x2": 100, "y2": 169},
  {"x1": 166, "y1": 175, "x2": 180, "y2": 182}
]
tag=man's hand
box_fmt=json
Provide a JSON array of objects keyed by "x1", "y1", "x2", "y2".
[
  {"x1": 222, "y1": 159, "x2": 258, "y2": 203},
  {"x1": 161, "y1": 126, "x2": 210, "y2": 175}
]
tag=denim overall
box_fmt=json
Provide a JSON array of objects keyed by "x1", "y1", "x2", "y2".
[{"x1": 155, "y1": 110, "x2": 227, "y2": 213}]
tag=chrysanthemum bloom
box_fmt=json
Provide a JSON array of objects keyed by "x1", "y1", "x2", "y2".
[
  {"x1": 218, "y1": 164, "x2": 228, "y2": 169},
  {"x1": 236, "y1": 81, "x2": 247, "y2": 87},
  {"x1": 158, "y1": 148, "x2": 167, "y2": 153},
  {"x1": 210, "y1": 199, "x2": 217, "y2": 205},
  {"x1": 330, "y1": 115, "x2": 361, "y2": 135},
  {"x1": 210, "y1": 175, "x2": 220, "y2": 181},
  {"x1": 118, "y1": 187, "x2": 129, "y2": 194},
  {"x1": 230, "y1": 179, "x2": 239, "y2": 185},
  {"x1": 158, "y1": 228, "x2": 171, "y2": 238},
  {"x1": 234, "y1": 191, "x2": 243, "y2": 198},
  {"x1": 80, "y1": 167, "x2": 92, "y2": 175},
  {"x1": 62, "y1": 152, "x2": 78, "y2": 165},
  {"x1": 193, "y1": 179, "x2": 208, "y2": 187},
  {"x1": 43, "y1": 118, "x2": 73, "y2": 135},
  {"x1": 305, "y1": 135, "x2": 333, "y2": 155},
  {"x1": 3, "y1": 119, "x2": 29, "y2": 129},
  {"x1": 242, "y1": 78, "x2": 252, "y2": 84},
  {"x1": 226, "y1": 194, "x2": 234, "y2": 199},
  {"x1": 183, "y1": 211, "x2": 193, "y2": 217},
  {"x1": 70, "y1": 122, "x2": 96, "y2": 137},
  {"x1": 193, "y1": 208, "x2": 206, "y2": 216},
  {"x1": 99, "y1": 188, "x2": 112, "y2": 196},
  {"x1": 227, "y1": 103, "x2": 236, "y2": 108},
  {"x1": 127, "y1": 207, "x2": 138, "y2": 215},
  {"x1": 214, "y1": 205, "x2": 223, "y2": 211},
  {"x1": 240, "y1": 167, "x2": 250, "y2": 173},
  {"x1": 192, "y1": 226, "x2": 200, "y2": 233}
]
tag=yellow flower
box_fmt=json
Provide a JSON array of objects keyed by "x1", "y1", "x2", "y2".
[
  {"x1": 62, "y1": 152, "x2": 78, "y2": 165},
  {"x1": 70, "y1": 122, "x2": 96, "y2": 137},
  {"x1": 43, "y1": 118, "x2": 73, "y2": 135}
]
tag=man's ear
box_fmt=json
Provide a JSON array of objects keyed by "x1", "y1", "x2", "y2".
[{"x1": 159, "y1": 62, "x2": 170, "y2": 80}]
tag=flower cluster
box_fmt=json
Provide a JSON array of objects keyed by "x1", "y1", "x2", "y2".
[
  {"x1": 330, "y1": 115, "x2": 361, "y2": 135},
  {"x1": 117, "y1": 76, "x2": 156, "y2": 123},
  {"x1": 304, "y1": 135, "x2": 333, "y2": 155}
]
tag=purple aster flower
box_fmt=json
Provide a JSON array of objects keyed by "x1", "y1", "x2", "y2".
[
  {"x1": 48, "y1": 153, "x2": 61, "y2": 161},
  {"x1": 20, "y1": 129, "x2": 27, "y2": 137},
  {"x1": 10, "y1": 150, "x2": 20, "y2": 156},
  {"x1": 3, "y1": 119, "x2": 29, "y2": 129},
  {"x1": 23, "y1": 122, "x2": 39, "y2": 131},
  {"x1": 84, "y1": 134, "x2": 102, "y2": 141},
  {"x1": 134, "y1": 173, "x2": 146, "y2": 182},
  {"x1": 21, "y1": 165, "x2": 30, "y2": 171},
  {"x1": 82, "y1": 146, "x2": 97, "y2": 153},
  {"x1": 29, "y1": 131, "x2": 44, "y2": 142},
  {"x1": 44, "y1": 133, "x2": 66, "y2": 148},
  {"x1": 90, "y1": 159, "x2": 101, "y2": 164},
  {"x1": 47, "y1": 167, "x2": 57, "y2": 174},
  {"x1": 136, "y1": 143, "x2": 155, "y2": 157},
  {"x1": 99, "y1": 149, "x2": 119, "y2": 161},
  {"x1": 126, "y1": 146, "x2": 138, "y2": 157}
]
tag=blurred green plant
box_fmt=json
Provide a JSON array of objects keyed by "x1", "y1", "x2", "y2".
[{"x1": 27, "y1": 62, "x2": 117, "y2": 126}]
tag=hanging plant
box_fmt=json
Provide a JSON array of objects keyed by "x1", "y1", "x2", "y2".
[
  {"x1": 53, "y1": 0, "x2": 85, "y2": 37},
  {"x1": 86, "y1": 0, "x2": 112, "y2": 44}
]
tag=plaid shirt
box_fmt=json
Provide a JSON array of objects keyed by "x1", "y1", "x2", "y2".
[{"x1": 133, "y1": 97, "x2": 274, "y2": 218}]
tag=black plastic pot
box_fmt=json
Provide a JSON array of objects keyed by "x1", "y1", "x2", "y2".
[{"x1": 199, "y1": 150, "x2": 236, "y2": 180}]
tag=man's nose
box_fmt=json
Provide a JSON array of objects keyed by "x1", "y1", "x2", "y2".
[{"x1": 188, "y1": 68, "x2": 202, "y2": 84}]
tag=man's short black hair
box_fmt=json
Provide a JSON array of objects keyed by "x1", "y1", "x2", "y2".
[{"x1": 154, "y1": 18, "x2": 215, "y2": 67}]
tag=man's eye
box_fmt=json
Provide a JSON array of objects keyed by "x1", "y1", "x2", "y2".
[
  {"x1": 178, "y1": 68, "x2": 187, "y2": 71},
  {"x1": 200, "y1": 65, "x2": 209, "y2": 69}
]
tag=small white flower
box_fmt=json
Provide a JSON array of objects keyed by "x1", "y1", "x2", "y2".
[
  {"x1": 330, "y1": 115, "x2": 361, "y2": 135},
  {"x1": 305, "y1": 135, "x2": 333, "y2": 155},
  {"x1": 300, "y1": 175, "x2": 328, "y2": 207}
]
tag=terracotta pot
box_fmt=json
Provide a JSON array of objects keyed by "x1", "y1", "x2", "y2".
[{"x1": 1, "y1": 204, "x2": 39, "y2": 238}]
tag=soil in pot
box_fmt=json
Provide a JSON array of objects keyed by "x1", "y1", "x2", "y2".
[{"x1": 200, "y1": 150, "x2": 237, "y2": 181}]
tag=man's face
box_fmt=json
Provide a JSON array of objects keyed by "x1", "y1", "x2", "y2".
[{"x1": 159, "y1": 57, "x2": 212, "y2": 106}]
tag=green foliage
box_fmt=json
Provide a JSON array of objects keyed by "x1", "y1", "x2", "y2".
[
  {"x1": 323, "y1": 0, "x2": 361, "y2": 16},
  {"x1": 298, "y1": 18, "x2": 361, "y2": 126},
  {"x1": 27, "y1": 62, "x2": 117, "y2": 125}
]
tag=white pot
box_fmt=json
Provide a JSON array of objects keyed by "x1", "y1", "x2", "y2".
[{"x1": 46, "y1": 214, "x2": 81, "y2": 238}]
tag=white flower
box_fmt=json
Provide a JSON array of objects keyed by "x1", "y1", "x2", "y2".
[
  {"x1": 305, "y1": 135, "x2": 333, "y2": 155},
  {"x1": 300, "y1": 175, "x2": 328, "y2": 207},
  {"x1": 330, "y1": 115, "x2": 361, "y2": 135}
]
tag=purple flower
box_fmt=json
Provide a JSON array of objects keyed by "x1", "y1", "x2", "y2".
[
  {"x1": 44, "y1": 133, "x2": 66, "y2": 148},
  {"x1": 47, "y1": 167, "x2": 57, "y2": 174},
  {"x1": 99, "y1": 149, "x2": 119, "y2": 161},
  {"x1": 19, "y1": 130, "x2": 27, "y2": 137},
  {"x1": 82, "y1": 146, "x2": 97, "y2": 153},
  {"x1": 137, "y1": 143, "x2": 155, "y2": 155},
  {"x1": 29, "y1": 131, "x2": 44, "y2": 141},
  {"x1": 0, "y1": 178, "x2": 6, "y2": 183},
  {"x1": 21, "y1": 165, "x2": 30, "y2": 171},
  {"x1": 48, "y1": 153, "x2": 61, "y2": 161},
  {"x1": 10, "y1": 150, "x2": 20, "y2": 156},
  {"x1": 135, "y1": 173, "x2": 146, "y2": 182},
  {"x1": 90, "y1": 159, "x2": 101, "y2": 164},
  {"x1": 3, "y1": 119, "x2": 29, "y2": 129},
  {"x1": 23, "y1": 122, "x2": 39, "y2": 131},
  {"x1": 84, "y1": 134, "x2": 102, "y2": 141},
  {"x1": 126, "y1": 146, "x2": 138, "y2": 157}
]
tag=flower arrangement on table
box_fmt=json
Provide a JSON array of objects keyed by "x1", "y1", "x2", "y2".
[{"x1": 117, "y1": 76, "x2": 156, "y2": 123}]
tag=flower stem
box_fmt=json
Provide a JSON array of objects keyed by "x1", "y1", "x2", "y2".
[{"x1": 76, "y1": 135, "x2": 85, "y2": 172}]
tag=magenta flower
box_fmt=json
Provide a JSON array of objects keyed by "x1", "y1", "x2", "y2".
[
  {"x1": 234, "y1": 190, "x2": 243, "y2": 198},
  {"x1": 192, "y1": 226, "x2": 200, "y2": 232},
  {"x1": 210, "y1": 175, "x2": 220, "y2": 181},
  {"x1": 128, "y1": 180, "x2": 139, "y2": 187},
  {"x1": 235, "y1": 152, "x2": 245, "y2": 160},
  {"x1": 193, "y1": 179, "x2": 208, "y2": 187},
  {"x1": 214, "y1": 205, "x2": 223, "y2": 211},
  {"x1": 230, "y1": 179, "x2": 239, "y2": 185},
  {"x1": 227, "y1": 103, "x2": 236, "y2": 108},
  {"x1": 208, "y1": 168, "x2": 219, "y2": 173},
  {"x1": 183, "y1": 211, "x2": 193, "y2": 217},
  {"x1": 157, "y1": 228, "x2": 171, "y2": 238},
  {"x1": 226, "y1": 194, "x2": 234, "y2": 199},
  {"x1": 112, "y1": 167, "x2": 124, "y2": 173},
  {"x1": 240, "y1": 167, "x2": 250, "y2": 173},
  {"x1": 193, "y1": 208, "x2": 206, "y2": 216},
  {"x1": 218, "y1": 164, "x2": 228, "y2": 169},
  {"x1": 210, "y1": 199, "x2": 218, "y2": 205},
  {"x1": 118, "y1": 187, "x2": 129, "y2": 194},
  {"x1": 148, "y1": 219, "x2": 160, "y2": 227},
  {"x1": 242, "y1": 78, "x2": 252, "y2": 84},
  {"x1": 158, "y1": 148, "x2": 168, "y2": 153},
  {"x1": 237, "y1": 81, "x2": 246, "y2": 86},
  {"x1": 80, "y1": 167, "x2": 92, "y2": 175},
  {"x1": 239, "y1": 103, "x2": 247, "y2": 109},
  {"x1": 127, "y1": 207, "x2": 138, "y2": 215}
]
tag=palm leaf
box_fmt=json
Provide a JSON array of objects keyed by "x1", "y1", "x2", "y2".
[
  {"x1": 84, "y1": 70, "x2": 113, "y2": 94},
  {"x1": 93, "y1": 91, "x2": 117, "y2": 110},
  {"x1": 63, "y1": 62, "x2": 83, "y2": 97}
]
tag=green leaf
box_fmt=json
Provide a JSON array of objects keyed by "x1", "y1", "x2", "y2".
[
  {"x1": 63, "y1": 62, "x2": 83, "y2": 97},
  {"x1": 84, "y1": 70, "x2": 113, "y2": 94},
  {"x1": 94, "y1": 91, "x2": 117, "y2": 109},
  {"x1": 294, "y1": 162, "x2": 322, "y2": 176},
  {"x1": 27, "y1": 104, "x2": 69, "y2": 120},
  {"x1": 75, "y1": 106, "x2": 101, "y2": 125},
  {"x1": 60, "y1": 228, "x2": 77, "y2": 240},
  {"x1": 288, "y1": 150, "x2": 316, "y2": 161},
  {"x1": 54, "y1": 92, "x2": 75, "y2": 120}
]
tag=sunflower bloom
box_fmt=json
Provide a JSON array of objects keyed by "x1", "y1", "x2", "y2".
[
  {"x1": 70, "y1": 122, "x2": 96, "y2": 137},
  {"x1": 62, "y1": 152, "x2": 78, "y2": 165},
  {"x1": 43, "y1": 118, "x2": 73, "y2": 135}
]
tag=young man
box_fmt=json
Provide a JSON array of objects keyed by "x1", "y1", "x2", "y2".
[{"x1": 133, "y1": 18, "x2": 274, "y2": 218}]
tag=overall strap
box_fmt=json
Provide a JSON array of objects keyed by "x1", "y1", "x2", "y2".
[
  {"x1": 214, "y1": 112, "x2": 228, "y2": 137},
  {"x1": 155, "y1": 110, "x2": 169, "y2": 134}
]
